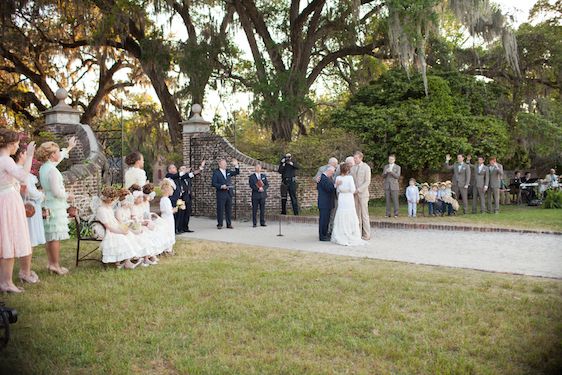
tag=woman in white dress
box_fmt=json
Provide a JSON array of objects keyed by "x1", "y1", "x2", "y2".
[
  {"x1": 124, "y1": 151, "x2": 147, "y2": 189},
  {"x1": 331, "y1": 163, "x2": 367, "y2": 246}
]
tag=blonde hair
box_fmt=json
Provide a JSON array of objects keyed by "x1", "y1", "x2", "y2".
[
  {"x1": 160, "y1": 179, "x2": 173, "y2": 191},
  {"x1": 35, "y1": 141, "x2": 59, "y2": 162}
]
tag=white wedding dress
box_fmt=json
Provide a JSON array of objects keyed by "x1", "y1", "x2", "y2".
[{"x1": 331, "y1": 175, "x2": 367, "y2": 246}]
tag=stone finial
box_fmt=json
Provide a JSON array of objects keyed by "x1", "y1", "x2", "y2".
[
  {"x1": 43, "y1": 87, "x2": 81, "y2": 125},
  {"x1": 191, "y1": 103, "x2": 202, "y2": 115},
  {"x1": 181, "y1": 103, "x2": 211, "y2": 134}
]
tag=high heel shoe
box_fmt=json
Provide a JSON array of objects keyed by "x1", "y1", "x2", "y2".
[{"x1": 19, "y1": 270, "x2": 40, "y2": 284}]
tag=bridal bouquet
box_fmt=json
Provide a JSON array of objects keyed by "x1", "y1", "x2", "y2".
[{"x1": 176, "y1": 199, "x2": 186, "y2": 210}]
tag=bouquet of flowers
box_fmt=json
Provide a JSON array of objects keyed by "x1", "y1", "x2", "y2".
[{"x1": 176, "y1": 199, "x2": 186, "y2": 210}]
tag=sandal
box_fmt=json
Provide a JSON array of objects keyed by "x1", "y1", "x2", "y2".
[{"x1": 19, "y1": 270, "x2": 40, "y2": 284}]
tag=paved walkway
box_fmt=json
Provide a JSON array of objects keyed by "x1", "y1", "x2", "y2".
[{"x1": 179, "y1": 217, "x2": 562, "y2": 279}]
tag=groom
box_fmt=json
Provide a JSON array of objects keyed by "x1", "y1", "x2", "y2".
[{"x1": 317, "y1": 166, "x2": 336, "y2": 241}]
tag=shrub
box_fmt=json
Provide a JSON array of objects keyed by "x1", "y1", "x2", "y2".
[{"x1": 542, "y1": 189, "x2": 562, "y2": 209}]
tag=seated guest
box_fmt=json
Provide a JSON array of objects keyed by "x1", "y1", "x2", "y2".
[
  {"x1": 520, "y1": 171, "x2": 535, "y2": 203},
  {"x1": 142, "y1": 183, "x2": 173, "y2": 254},
  {"x1": 544, "y1": 169, "x2": 559, "y2": 190},
  {"x1": 510, "y1": 171, "x2": 522, "y2": 204}
]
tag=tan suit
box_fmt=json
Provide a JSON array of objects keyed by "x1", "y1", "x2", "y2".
[
  {"x1": 382, "y1": 164, "x2": 401, "y2": 216},
  {"x1": 487, "y1": 163, "x2": 504, "y2": 213},
  {"x1": 351, "y1": 161, "x2": 371, "y2": 240}
]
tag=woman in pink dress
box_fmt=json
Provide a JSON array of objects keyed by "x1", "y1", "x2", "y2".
[{"x1": 0, "y1": 128, "x2": 36, "y2": 293}]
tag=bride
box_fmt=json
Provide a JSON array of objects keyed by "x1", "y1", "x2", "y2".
[{"x1": 331, "y1": 163, "x2": 367, "y2": 246}]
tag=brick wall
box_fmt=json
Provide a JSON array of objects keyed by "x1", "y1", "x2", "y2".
[
  {"x1": 183, "y1": 132, "x2": 404, "y2": 218},
  {"x1": 43, "y1": 123, "x2": 106, "y2": 208}
]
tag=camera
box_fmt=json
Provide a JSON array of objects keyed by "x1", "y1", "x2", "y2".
[{"x1": 0, "y1": 303, "x2": 18, "y2": 349}]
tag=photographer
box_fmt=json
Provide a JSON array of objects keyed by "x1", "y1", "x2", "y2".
[{"x1": 278, "y1": 153, "x2": 299, "y2": 215}]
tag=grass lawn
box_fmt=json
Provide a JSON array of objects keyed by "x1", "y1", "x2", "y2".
[
  {"x1": 301, "y1": 200, "x2": 562, "y2": 232},
  {"x1": 1, "y1": 239, "x2": 561, "y2": 374}
]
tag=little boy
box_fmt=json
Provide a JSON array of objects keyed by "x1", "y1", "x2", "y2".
[{"x1": 426, "y1": 183, "x2": 439, "y2": 216}]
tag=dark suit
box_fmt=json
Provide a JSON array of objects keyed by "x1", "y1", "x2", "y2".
[
  {"x1": 211, "y1": 167, "x2": 240, "y2": 227},
  {"x1": 249, "y1": 172, "x2": 269, "y2": 226},
  {"x1": 165, "y1": 172, "x2": 193, "y2": 232},
  {"x1": 279, "y1": 159, "x2": 299, "y2": 215},
  {"x1": 317, "y1": 174, "x2": 336, "y2": 241}
]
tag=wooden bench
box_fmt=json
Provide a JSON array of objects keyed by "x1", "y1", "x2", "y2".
[{"x1": 74, "y1": 214, "x2": 106, "y2": 267}]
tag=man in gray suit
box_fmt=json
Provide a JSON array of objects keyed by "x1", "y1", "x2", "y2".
[
  {"x1": 487, "y1": 156, "x2": 504, "y2": 213},
  {"x1": 444, "y1": 153, "x2": 471, "y2": 214},
  {"x1": 314, "y1": 157, "x2": 338, "y2": 182},
  {"x1": 382, "y1": 154, "x2": 401, "y2": 217},
  {"x1": 473, "y1": 156, "x2": 489, "y2": 213}
]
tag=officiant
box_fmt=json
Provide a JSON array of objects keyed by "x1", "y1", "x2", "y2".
[{"x1": 249, "y1": 164, "x2": 269, "y2": 227}]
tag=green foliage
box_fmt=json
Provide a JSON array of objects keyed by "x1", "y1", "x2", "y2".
[
  {"x1": 515, "y1": 111, "x2": 562, "y2": 167},
  {"x1": 330, "y1": 69, "x2": 509, "y2": 174},
  {"x1": 225, "y1": 112, "x2": 363, "y2": 174},
  {"x1": 543, "y1": 189, "x2": 562, "y2": 209},
  {"x1": 286, "y1": 128, "x2": 363, "y2": 175}
]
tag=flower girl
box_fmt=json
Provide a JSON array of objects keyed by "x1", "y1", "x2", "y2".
[
  {"x1": 142, "y1": 183, "x2": 173, "y2": 254},
  {"x1": 129, "y1": 184, "x2": 161, "y2": 265},
  {"x1": 159, "y1": 179, "x2": 177, "y2": 255},
  {"x1": 96, "y1": 186, "x2": 140, "y2": 269}
]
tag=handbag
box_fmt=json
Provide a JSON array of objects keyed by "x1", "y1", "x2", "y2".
[{"x1": 23, "y1": 189, "x2": 35, "y2": 218}]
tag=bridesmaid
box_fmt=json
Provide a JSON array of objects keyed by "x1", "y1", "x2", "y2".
[
  {"x1": 36, "y1": 137, "x2": 77, "y2": 275},
  {"x1": 0, "y1": 128, "x2": 36, "y2": 293},
  {"x1": 12, "y1": 146, "x2": 43, "y2": 283},
  {"x1": 124, "y1": 151, "x2": 147, "y2": 189}
]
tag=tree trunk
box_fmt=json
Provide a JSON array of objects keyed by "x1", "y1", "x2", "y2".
[
  {"x1": 271, "y1": 115, "x2": 295, "y2": 142},
  {"x1": 140, "y1": 61, "x2": 183, "y2": 142}
]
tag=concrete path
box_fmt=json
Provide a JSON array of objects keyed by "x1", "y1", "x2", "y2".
[{"x1": 179, "y1": 217, "x2": 562, "y2": 279}]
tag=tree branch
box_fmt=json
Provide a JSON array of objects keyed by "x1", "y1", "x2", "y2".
[{"x1": 306, "y1": 42, "x2": 384, "y2": 88}]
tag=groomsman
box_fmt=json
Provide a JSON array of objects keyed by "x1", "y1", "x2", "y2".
[
  {"x1": 317, "y1": 166, "x2": 336, "y2": 241},
  {"x1": 211, "y1": 158, "x2": 240, "y2": 229},
  {"x1": 166, "y1": 161, "x2": 205, "y2": 233},
  {"x1": 487, "y1": 157, "x2": 504, "y2": 213},
  {"x1": 444, "y1": 153, "x2": 471, "y2": 214},
  {"x1": 382, "y1": 154, "x2": 401, "y2": 217},
  {"x1": 351, "y1": 151, "x2": 371, "y2": 240},
  {"x1": 473, "y1": 156, "x2": 489, "y2": 214},
  {"x1": 249, "y1": 164, "x2": 269, "y2": 227}
]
